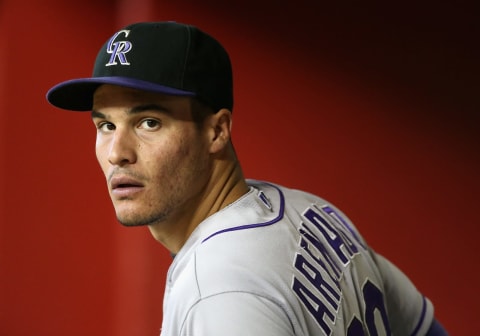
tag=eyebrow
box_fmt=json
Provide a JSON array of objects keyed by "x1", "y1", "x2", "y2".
[{"x1": 91, "y1": 104, "x2": 172, "y2": 119}]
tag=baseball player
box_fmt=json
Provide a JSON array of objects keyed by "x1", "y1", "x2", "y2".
[{"x1": 46, "y1": 22, "x2": 448, "y2": 335}]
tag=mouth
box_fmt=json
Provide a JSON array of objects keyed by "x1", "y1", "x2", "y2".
[{"x1": 110, "y1": 175, "x2": 145, "y2": 198}]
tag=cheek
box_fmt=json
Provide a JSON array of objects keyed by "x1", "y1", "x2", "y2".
[
  {"x1": 146, "y1": 139, "x2": 189, "y2": 172},
  {"x1": 94, "y1": 140, "x2": 110, "y2": 176},
  {"x1": 148, "y1": 135, "x2": 203, "y2": 177}
]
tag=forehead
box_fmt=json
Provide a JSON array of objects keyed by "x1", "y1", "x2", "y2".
[{"x1": 92, "y1": 84, "x2": 192, "y2": 111}]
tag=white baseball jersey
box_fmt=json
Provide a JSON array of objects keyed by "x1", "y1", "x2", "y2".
[{"x1": 160, "y1": 180, "x2": 434, "y2": 335}]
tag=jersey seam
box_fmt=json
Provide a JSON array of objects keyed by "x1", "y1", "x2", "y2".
[
  {"x1": 179, "y1": 290, "x2": 298, "y2": 335},
  {"x1": 201, "y1": 182, "x2": 286, "y2": 243},
  {"x1": 410, "y1": 295, "x2": 428, "y2": 336}
]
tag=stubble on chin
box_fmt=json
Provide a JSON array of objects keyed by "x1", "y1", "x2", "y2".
[
  {"x1": 112, "y1": 196, "x2": 172, "y2": 227},
  {"x1": 116, "y1": 209, "x2": 169, "y2": 227}
]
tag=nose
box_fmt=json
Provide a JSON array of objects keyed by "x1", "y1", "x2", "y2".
[{"x1": 107, "y1": 129, "x2": 137, "y2": 166}]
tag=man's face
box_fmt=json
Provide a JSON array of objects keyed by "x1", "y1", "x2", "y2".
[{"x1": 92, "y1": 85, "x2": 212, "y2": 227}]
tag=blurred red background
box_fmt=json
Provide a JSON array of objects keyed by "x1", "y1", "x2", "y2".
[{"x1": 1, "y1": 0, "x2": 478, "y2": 335}]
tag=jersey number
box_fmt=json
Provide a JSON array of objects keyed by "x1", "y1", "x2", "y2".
[{"x1": 347, "y1": 280, "x2": 391, "y2": 336}]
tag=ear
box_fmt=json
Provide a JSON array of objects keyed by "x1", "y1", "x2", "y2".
[{"x1": 208, "y1": 108, "x2": 233, "y2": 154}]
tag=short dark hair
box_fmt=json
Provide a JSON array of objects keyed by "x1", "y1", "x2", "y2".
[{"x1": 190, "y1": 98, "x2": 215, "y2": 128}]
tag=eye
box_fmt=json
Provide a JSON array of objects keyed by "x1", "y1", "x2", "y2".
[
  {"x1": 139, "y1": 118, "x2": 161, "y2": 131},
  {"x1": 97, "y1": 121, "x2": 115, "y2": 132}
]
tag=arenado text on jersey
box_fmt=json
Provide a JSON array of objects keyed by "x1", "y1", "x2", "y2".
[
  {"x1": 160, "y1": 180, "x2": 434, "y2": 336},
  {"x1": 292, "y1": 203, "x2": 387, "y2": 335}
]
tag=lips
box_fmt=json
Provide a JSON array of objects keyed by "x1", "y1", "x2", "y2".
[{"x1": 109, "y1": 175, "x2": 144, "y2": 198}]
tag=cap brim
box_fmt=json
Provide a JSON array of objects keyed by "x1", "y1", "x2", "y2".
[{"x1": 46, "y1": 76, "x2": 196, "y2": 111}]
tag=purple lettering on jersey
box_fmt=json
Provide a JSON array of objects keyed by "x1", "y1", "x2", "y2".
[
  {"x1": 347, "y1": 317, "x2": 366, "y2": 336},
  {"x1": 363, "y1": 281, "x2": 391, "y2": 336},
  {"x1": 299, "y1": 226, "x2": 342, "y2": 280},
  {"x1": 292, "y1": 277, "x2": 336, "y2": 335},
  {"x1": 293, "y1": 204, "x2": 373, "y2": 335},
  {"x1": 346, "y1": 280, "x2": 391, "y2": 336},
  {"x1": 295, "y1": 253, "x2": 341, "y2": 307},
  {"x1": 303, "y1": 208, "x2": 359, "y2": 265},
  {"x1": 319, "y1": 205, "x2": 366, "y2": 249}
]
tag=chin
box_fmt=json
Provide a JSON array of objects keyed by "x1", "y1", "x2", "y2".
[
  {"x1": 117, "y1": 219, "x2": 149, "y2": 227},
  {"x1": 116, "y1": 209, "x2": 167, "y2": 227}
]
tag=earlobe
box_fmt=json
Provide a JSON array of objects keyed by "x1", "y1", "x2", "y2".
[{"x1": 209, "y1": 108, "x2": 232, "y2": 154}]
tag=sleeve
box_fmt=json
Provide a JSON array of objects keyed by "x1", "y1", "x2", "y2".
[
  {"x1": 179, "y1": 292, "x2": 295, "y2": 336},
  {"x1": 426, "y1": 319, "x2": 449, "y2": 336},
  {"x1": 373, "y1": 253, "x2": 435, "y2": 336}
]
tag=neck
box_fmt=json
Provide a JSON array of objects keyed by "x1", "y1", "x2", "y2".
[{"x1": 148, "y1": 155, "x2": 249, "y2": 254}]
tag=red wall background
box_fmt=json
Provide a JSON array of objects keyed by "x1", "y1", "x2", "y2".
[{"x1": 1, "y1": 0, "x2": 478, "y2": 335}]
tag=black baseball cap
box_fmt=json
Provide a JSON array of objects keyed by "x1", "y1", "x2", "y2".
[{"x1": 46, "y1": 21, "x2": 233, "y2": 112}]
